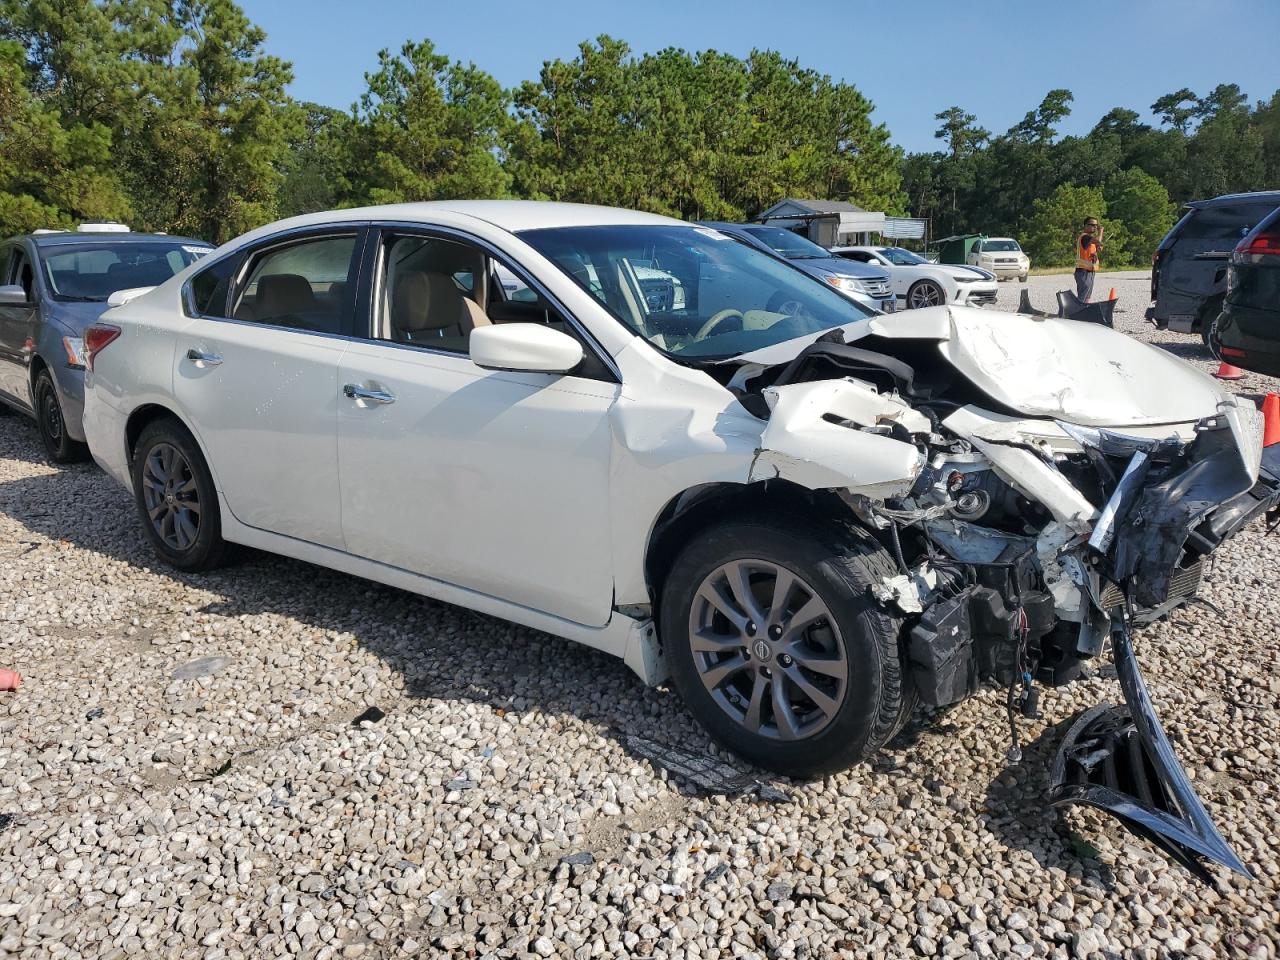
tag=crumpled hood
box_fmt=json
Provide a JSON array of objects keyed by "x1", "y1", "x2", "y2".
[{"x1": 863, "y1": 306, "x2": 1231, "y2": 427}]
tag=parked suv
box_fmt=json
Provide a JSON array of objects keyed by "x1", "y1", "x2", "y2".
[
  {"x1": 0, "y1": 226, "x2": 212, "y2": 460},
  {"x1": 1211, "y1": 205, "x2": 1280, "y2": 376},
  {"x1": 967, "y1": 238, "x2": 1029, "y2": 281},
  {"x1": 1148, "y1": 191, "x2": 1280, "y2": 343}
]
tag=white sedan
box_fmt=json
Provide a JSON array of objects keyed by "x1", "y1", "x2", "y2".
[
  {"x1": 80, "y1": 203, "x2": 1279, "y2": 874},
  {"x1": 830, "y1": 245, "x2": 998, "y2": 309}
]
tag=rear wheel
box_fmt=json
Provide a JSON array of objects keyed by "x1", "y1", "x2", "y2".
[
  {"x1": 1199, "y1": 294, "x2": 1225, "y2": 357},
  {"x1": 907, "y1": 280, "x2": 945, "y2": 309},
  {"x1": 131, "y1": 418, "x2": 230, "y2": 571},
  {"x1": 34, "y1": 369, "x2": 88, "y2": 463},
  {"x1": 661, "y1": 517, "x2": 912, "y2": 778}
]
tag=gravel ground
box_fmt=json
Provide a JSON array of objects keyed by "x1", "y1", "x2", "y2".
[{"x1": 2, "y1": 276, "x2": 1279, "y2": 959}]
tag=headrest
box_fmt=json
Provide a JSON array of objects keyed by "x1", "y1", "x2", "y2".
[{"x1": 256, "y1": 273, "x2": 316, "y2": 317}]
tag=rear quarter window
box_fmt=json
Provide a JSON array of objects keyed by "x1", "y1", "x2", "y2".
[{"x1": 186, "y1": 256, "x2": 240, "y2": 317}]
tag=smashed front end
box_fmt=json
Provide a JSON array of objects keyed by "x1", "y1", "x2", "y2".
[{"x1": 734, "y1": 325, "x2": 1280, "y2": 880}]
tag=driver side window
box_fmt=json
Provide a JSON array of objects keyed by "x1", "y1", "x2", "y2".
[{"x1": 230, "y1": 234, "x2": 357, "y2": 334}]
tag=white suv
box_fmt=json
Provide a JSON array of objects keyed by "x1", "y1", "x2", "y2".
[{"x1": 968, "y1": 237, "x2": 1029, "y2": 281}]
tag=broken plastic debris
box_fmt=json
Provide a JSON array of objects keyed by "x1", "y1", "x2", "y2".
[
  {"x1": 625, "y1": 735, "x2": 789, "y2": 802},
  {"x1": 561, "y1": 851, "x2": 595, "y2": 866},
  {"x1": 170, "y1": 655, "x2": 231, "y2": 681},
  {"x1": 351, "y1": 705, "x2": 386, "y2": 726}
]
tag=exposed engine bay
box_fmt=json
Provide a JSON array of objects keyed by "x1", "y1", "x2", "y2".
[{"x1": 711, "y1": 312, "x2": 1280, "y2": 881}]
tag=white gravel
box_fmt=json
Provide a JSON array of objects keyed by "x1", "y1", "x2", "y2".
[{"x1": 1, "y1": 277, "x2": 1279, "y2": 959}]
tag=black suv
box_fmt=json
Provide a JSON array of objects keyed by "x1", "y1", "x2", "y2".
[
  {"x1": 1148, "y1": 191, "x2": 1280, "y2": 343},
  {"x1": 1211, "y1": 206, "x2": 1280, "y2": 376}
]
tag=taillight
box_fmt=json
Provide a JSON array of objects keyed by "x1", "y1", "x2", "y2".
[
  {"x1": 1235, "y1": 230, "x2": 1280, "y2": 258},
  {"x1": 83, "y1": 324, "x2": 121, "y2": 371}
]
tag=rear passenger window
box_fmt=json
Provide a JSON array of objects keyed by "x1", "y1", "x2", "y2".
[
  {"x1": 187, "y1": 256, "x2": 239, "y2": 317},
  {"x1": 230, "y1": 235, "x2": 357, "y2": 334}
]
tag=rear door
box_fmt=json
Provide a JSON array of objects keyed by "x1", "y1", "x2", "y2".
[
  {"x1": 173, "y1": 227, "x2": 366, "y2": 548},
  {"x1": 0, "y1": 243, "x2": 39, "y2": 408}
]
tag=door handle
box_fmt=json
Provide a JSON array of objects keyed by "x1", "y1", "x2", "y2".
[
  {"x1": 343, "y1": 383, "x2": 396, "y2": 404},
  {"x1": 186, "y1": 348, "x2": 223, "y2": 366}
]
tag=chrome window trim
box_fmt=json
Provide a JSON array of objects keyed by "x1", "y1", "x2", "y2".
[{"x1": 368, "y1": 221, "x2": 622, "y2": 383}]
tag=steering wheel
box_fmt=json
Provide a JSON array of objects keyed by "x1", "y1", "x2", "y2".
[{"x1": 694, "y1": 308, "x2": 744, "y2": 341}]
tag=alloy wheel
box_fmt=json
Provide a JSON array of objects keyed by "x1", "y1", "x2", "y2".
[
  {"x1": 688, "y1": 559, "x2": 848, "y2": 740},
  {"x1": 141, "y1": 442, "x2": 202, "y2": 551},
  {"x1": 909, "y1": 282, "x2": 943, "y2": 309}
]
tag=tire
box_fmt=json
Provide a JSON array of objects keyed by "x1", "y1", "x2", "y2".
[
  {"x1": 906, "y1": 279, "x2": 945, "y2": 310},
  {"x1": 661, "y1": 516, "x2": 913, "y2": 778},
  {"x1": 1019, "y1": 274, "x2": 1028, "y2": 283},
  {"x1": 34, "y1": 369, "x2": 88, "y2": 463},
  {"x1": 131, "y1": 417, "x2": 230, "y2": 571},
  {"x1": 1198, "y1": 295, "x2": 1225, "y2": 356}
]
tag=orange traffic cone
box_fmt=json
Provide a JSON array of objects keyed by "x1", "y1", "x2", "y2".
[
  {"x1": 1214, "y1": 361, "x2": 1246, "y2": 380},
  {"x1": 0, "y1": 669, "x2": 21, "y2": 692},
  {"x1": 1108, "y1": 287, "x2": 1117, "y2": 300},
  {"x1": 1262, "y1": 393, "x2": 1280, "y2": 447}
]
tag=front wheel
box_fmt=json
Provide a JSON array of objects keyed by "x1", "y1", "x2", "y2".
[
  {"x1": 34, "y1": 369, "x2": 88, "y2": 463},
  {"x1": 906, "y1": 280, "x2": 946, "y2": 309},
  {"x1": 131, "y1": 418, "x2": 230, "y2": 571},
  {"x1": 661, "y1": 517, "x2": 912, "y2": 778}
]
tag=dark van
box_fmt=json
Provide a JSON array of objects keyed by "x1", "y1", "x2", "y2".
[{"x1": 1148, "y1": 191, "x2": 1280, "y2": 343}]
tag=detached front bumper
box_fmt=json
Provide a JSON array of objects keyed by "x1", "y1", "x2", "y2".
[
  {"x1": 1051, "y1": 442, "x2": 1280, "y2": 882},
  {"x1": 1051, "y1": 619, "x2": 1251, "y2": 883}
]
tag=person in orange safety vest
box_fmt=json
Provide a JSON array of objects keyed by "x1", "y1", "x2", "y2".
[{"x1": 1073, "y1": 217, "x2": 1103, "y2": 302}]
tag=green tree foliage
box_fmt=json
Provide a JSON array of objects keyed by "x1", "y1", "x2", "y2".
[
  {"x1": 901, "y1": 84, "x2": 1276, "y2": 265},
  {"x1": 1022, "y1": 183, "x2": 1109, "y2": 267},
  {"x1": 344, "y1": 39, "x2": 511, "y2": 205},
  {"x1": 0, "y1": 40, "x2": 130, "y2": 233},
  {"x1": 1, "y1": 0, "x2": 294, "y2": 242},
  {"x1": 1103, "y1": 168, "x2": 1175, "y2": 266},
  {"x1": 508, "y1": 37, "x2": 903, "y2": 221},
  {"x1": 124, "y1": 0, "x2": 297, "y2": 242}
]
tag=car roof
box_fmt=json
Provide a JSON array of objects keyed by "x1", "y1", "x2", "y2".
[
  {"x1": 22, "y1": 231, "x2": 211, "y2": 248},
  {"x1": 1187, "y1": 191, "x2": 1280, "y2": 210},
  {"x1": 270, "y1": 201, "x2": 683, "y2": 235}
]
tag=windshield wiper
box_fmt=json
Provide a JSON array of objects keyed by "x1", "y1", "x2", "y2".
[{"x1": 56, "y1": 295, "x2": 105, "y2": 302}]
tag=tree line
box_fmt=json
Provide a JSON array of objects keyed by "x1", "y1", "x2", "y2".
[
  {"x1": 3, "y1": 1, "x2": 1278, "y2": 265},
  {"x1": 905, "y1": 87, "x2": 1280, "y2": 266}
]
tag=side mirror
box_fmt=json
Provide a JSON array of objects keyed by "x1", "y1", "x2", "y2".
[
  {"x1": 470, "y1": 323, "x2": 584, "y2": 374},
  {"x1": 0, "y1": 284, "x2": 28, "y2": 305}
]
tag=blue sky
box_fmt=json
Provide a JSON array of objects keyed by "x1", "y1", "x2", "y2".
[{"x1": 243, "y1": 0, "x2": 1280, "y2": 153}]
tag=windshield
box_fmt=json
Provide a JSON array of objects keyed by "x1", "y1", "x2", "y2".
[
  {"x1": 981, "y1": 239, "x2": 1021, "y2": 252},
  {"x1": 39, "y1": 241, "x2": 212, "y2": 301},
  {"x1": 880, "y1": 247, "x2": 928, "y2": 265},
  {"x1": 519, "y1": 224, "x2": 875, "y2": 360},
  {"x1": 741, "y1": 225, "x2": 832, "y2": 260}
]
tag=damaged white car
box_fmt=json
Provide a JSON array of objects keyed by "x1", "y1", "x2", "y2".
[{"x1": 81, "y1": 202, "x2": 1280, "y2": 881}]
